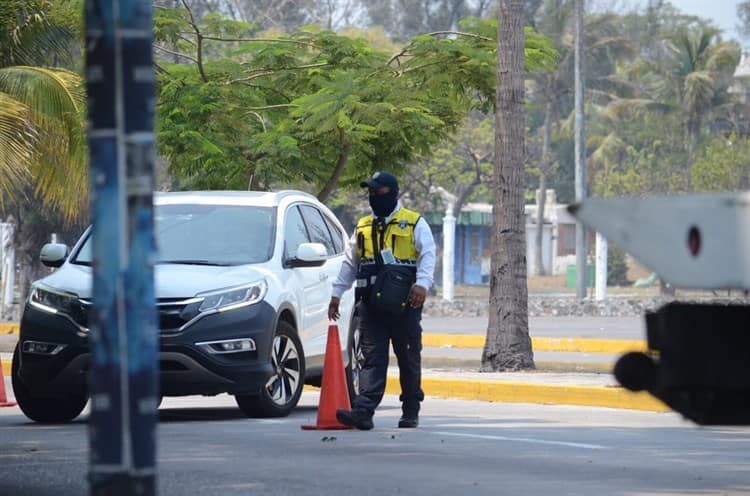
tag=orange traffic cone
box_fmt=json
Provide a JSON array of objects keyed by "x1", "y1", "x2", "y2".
[
  {"x1": 0, "y1": 355, "x2": 16, "y2": 407},
  {"x1": 302, "y1": 323, "x2": 353, "y2": 430}
]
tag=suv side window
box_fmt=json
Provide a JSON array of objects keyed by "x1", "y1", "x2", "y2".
[
  {"x1": 299, "y1": 205, "x2": 336, "y2": 256},
  {"x1": 322, "y1": 215, "x2": 344, "y2": 254},
  {"x1": 284, "y1": 205, "x2": 310, "y2": 260}
]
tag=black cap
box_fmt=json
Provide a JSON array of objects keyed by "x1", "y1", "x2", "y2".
[{"x1": 360, "y1": 171, "x2": 399, "y2": 191}]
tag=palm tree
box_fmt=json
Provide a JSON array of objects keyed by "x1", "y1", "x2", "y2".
[
  {"x1": 0, "y1": 0, "x2": 87, "y2": 221},
  {"x1": 481, "y1": 0, "x2": 534, "y2": 371},
  {"x1": 660, "y1": 27, "x2": 739, "y2": 159}
]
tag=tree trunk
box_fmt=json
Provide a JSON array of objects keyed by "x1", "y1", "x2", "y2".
[
  {"x1": 316, "y1": 127, "x2": 350, "y2": 202},
  {"x1": 481, "y1": 0, "x2": 534, "y2": 372}
]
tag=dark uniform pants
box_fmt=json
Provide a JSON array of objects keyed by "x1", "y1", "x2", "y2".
[{"x1": 353, "y1": 302, "x2": 425, "y2": 416}]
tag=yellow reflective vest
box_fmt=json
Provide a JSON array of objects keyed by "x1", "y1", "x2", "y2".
[{"x1": 355, "y1": 207, "x2": 421, "y2": 265}]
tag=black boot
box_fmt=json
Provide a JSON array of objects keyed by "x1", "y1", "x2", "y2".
[
  {"x1": 398, "y1": 415, "x2": 418, "y2": 428},
  {"x1": 336, "y1": 409, "x2": 374, "y2": 430},
  {"x1": 398, "y1": 407, "x2": 419, "y2": 428}
]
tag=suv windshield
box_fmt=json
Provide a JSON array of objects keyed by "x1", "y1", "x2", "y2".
[{"x1": 73, "y1": 204, "x2": 276, "y2": 266}]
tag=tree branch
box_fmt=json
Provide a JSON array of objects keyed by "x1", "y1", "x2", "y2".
[
  {"x1": 244, "y1": 104, "x2": 297, "y2": 111},
  {"x1": 397, "y1": 60, "x2": 446, "y2": 75},
  {"x1": 246, "y1": 111, "x2": 267, "y2": 133},
  {"x1": 174, "y1": 35, "x2": 197, "y2": 49},
  {"x1": 317, "y1": 127, "x2": 350, "y2": 201},
  {"x1": 387, "y1": 49, "x2": 409, "y2": 66},
  {"x1": 423, "y1": 30, "x2": 493, "y2": 42},
  {"x1": 201, "y1": 35, "x2": 314, "y2": 47},
  {"x1": 228, "y1": 63, "x2": 332, "y2": 84},
  {"x1": 388, "y1": 30, "x2": 493, "y2": 66},
  {"x1": 230, "y1": 81, "x2": 292, "y2": 102},
  {"x1": 180, "y1": 0, "x2": 208, "y2": 82},
  {"x1": 154, "y1": 44, "x2": 199, "y2": 64}
]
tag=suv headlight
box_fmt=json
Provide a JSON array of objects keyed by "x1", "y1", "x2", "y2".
[
  {"x1": 29, "y1": 285, "x2": 88, "y2": 331},
  {"x1": 29, "y1": 285, "x2": 79, "y2": 315},
  {"x1": 197, "y1": 280, "x2": 268, "y2": 313}
]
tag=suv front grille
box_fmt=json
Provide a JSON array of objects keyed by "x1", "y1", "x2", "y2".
[
  {"x1": 78, "y1": 297, "x2": 203, "y2": 333},
  {"x1": 157, "y1": 297, "x2": 203, "y2": 333}
]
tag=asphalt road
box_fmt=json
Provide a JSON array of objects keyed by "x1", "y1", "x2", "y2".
[
  {"x1": 1, "y1": 392, "x2": 748, "y2": 496},
  {"x1": 422, "y1": 315, "x2": 645, "y2": 340}
]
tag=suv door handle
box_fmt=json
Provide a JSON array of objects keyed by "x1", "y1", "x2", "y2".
[{"x1": 319, "y1": 273, "x2": 328, "y2": 281}]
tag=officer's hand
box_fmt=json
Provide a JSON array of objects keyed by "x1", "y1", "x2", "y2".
[
  {"x1": 408, "y1": 285, "x2": 427, "y2": 308},
  {"x1": 328, "y1": 297, "x2": 341, "y2": 321}
]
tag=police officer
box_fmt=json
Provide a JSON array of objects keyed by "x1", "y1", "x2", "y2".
[{"x1": 328, "y1": 171, "x2": 436, "y2": 430}]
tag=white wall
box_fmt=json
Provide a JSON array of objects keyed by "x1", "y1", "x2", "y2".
[{"x1": 526, "y1": 223, "x2": 554, "y2": 275}]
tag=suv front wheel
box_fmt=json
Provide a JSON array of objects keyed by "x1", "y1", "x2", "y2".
[
  {"x1": 11, "y1": 345, "x2": 88, "y2": 423},
  {"x1": 235, "y1": 320, "x2": 305, "y2": 418}
]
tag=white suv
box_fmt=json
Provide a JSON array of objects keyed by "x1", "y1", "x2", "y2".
[{"x1": 13, "y1": 190, "x2": 361, "y2": 422}]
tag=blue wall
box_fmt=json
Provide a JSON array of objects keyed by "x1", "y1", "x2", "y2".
[{"x1": 431, "y1": 224, "x2": 491, "y2": 286}]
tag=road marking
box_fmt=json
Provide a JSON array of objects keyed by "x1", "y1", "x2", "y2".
[{"x1": 432, "y1": 430, "x2": 609, "y2": 450}]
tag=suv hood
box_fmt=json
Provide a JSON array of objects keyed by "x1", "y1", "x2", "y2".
[{"x1": 37, "y1": 263, "x2": 271, "y2": 299}]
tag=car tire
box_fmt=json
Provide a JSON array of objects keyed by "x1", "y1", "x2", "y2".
[
  {"x1": 346, "y1": 311, "x2": 362, "y2": 404},
  {"x1": 11, "y1": 345, "x2": 88, "y2": 423},
  {"x1": 235, "y1": 320, "x2": 305, "y2": 418}
]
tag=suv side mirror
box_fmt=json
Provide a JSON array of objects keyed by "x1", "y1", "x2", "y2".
[
  {"x1": 287, "y1": 242, "x2": 327, "y2": 267},
  {"x1": 40, "y1": 243, "x2": 69, "y2": 268}
]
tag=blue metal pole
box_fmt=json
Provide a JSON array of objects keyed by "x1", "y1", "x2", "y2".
[{"x1": 85, "y1": 0, "x2": 158, "y2": 494}]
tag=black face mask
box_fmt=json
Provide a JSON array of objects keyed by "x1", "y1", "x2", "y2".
[{"x1": 369, "y1": 189, "x2": 398, "y2": 218}]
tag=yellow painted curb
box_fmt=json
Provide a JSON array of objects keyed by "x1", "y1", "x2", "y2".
[
  {"x1": 422, "y1": 333, "x2": 647, "y2": 354},
  {"x1": 385, "y1": 375, "x2": 668, "y2": 412},
  {"x1": 422, "y1": 334, "x2": 486, "y2": 348},
  {"x1": 0, "y1": 323, "x2": 18, "y2": 336},
  {"x1": 532, "y1": 337, "x2": 647, "y2": 353}
]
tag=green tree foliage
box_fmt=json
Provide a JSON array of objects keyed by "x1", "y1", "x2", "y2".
[
  {"x1": 588, "y1": 109, "x2": 692, "y2": 196},
  {"x1": 0, "y1": 0, "x2": 87, "y2": 222},
  {"x1": 691, "y1": 134, "x2": 750, "y2": 191},
  {"x1": 402, "y1": 112, "x2": 494, "y2": 215},
  {"x1": 607, "y1": 244, "x2": 629, "y2": 287},
  {"x1": 153, "y1": 5, "x2": 557, "y2": 199},
  {"x1": 579, "y1": 10, "x2": 740, "y2": 199}
]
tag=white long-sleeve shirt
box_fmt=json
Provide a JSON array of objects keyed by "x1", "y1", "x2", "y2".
[{"x1": 331, "y1": 203, "x2": 436, "y2": 299}]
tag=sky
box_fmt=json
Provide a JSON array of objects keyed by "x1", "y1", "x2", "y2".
[
  {"x1": 602, "y1": 0, "x2": 743, "y2": 42},
  {"x1": 662, "y1": 0, "x2": 741, "y2": 39}
]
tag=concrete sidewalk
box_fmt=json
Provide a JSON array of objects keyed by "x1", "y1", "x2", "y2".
[{"x1": 0, "y1": 321, "x2": 665, "y2": 414}]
